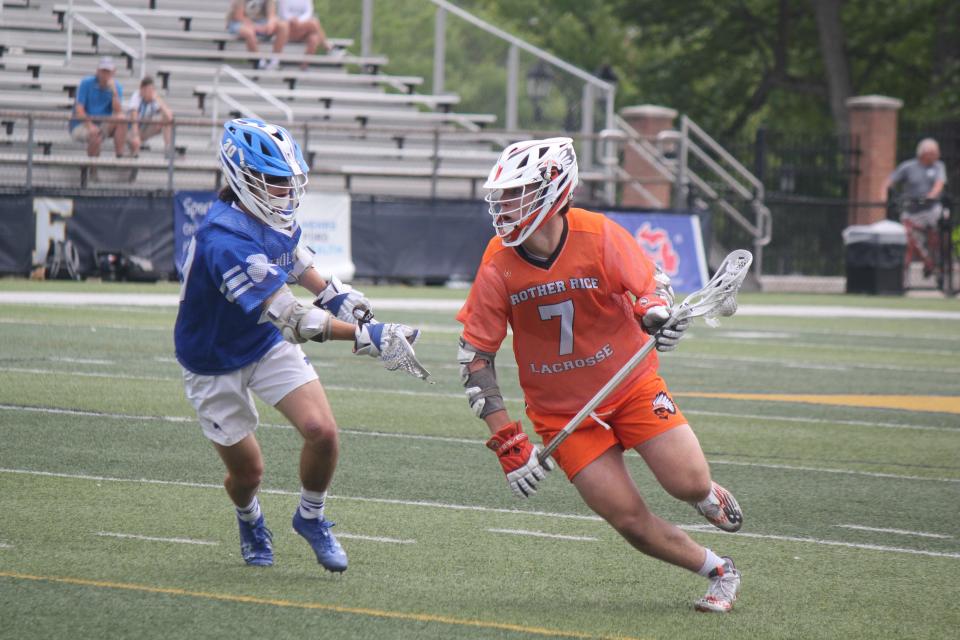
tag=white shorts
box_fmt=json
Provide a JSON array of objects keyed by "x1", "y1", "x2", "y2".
[
  {"x1": 901, "y1": 203, "x2": 943, "y2": 228},
  {"x1": 182, "y1": 340, "x2": 319, "y2": 446}
]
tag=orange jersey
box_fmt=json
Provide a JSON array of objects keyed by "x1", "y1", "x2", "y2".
[{"x1": 456, "y1": 208, "x2": 661, "y2": 414}]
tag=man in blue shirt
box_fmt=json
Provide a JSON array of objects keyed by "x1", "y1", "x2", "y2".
[
  {"x1": 175, "y1": 118, "x2": 429, "y2": 573},
  {"x1": 70, "y1": 56, "x2": 127, "y2": 161}
]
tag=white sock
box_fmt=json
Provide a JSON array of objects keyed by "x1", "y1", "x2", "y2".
[
  {"x1": 697, "y1": 548, "x2": 724, "y2": 577},
  {"x1": 694, "y1": 484, "x2": 718, "y2": 511},
  {"x1": 298, "y1": 488, "x2": 326, "y2": 520},
  {"x1": 236, "y1": 496, "x2": 261, "y2": 523}
]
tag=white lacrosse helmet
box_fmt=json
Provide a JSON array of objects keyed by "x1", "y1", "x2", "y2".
[
  {"x1": 219, "y1": 118, "x2": 309, "y2": 231},
  {"x1": 484, "y1": 137, "x2": 578, "y2": 246}
]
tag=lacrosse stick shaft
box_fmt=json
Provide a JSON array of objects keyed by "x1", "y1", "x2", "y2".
[{"x1": 538, "y1": 338, "x2": 657, "y2": 463}]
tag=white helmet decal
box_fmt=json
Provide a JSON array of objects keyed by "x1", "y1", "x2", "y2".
[{"x1": 483, "y1": 137, "x2": 579, "y2": 246}]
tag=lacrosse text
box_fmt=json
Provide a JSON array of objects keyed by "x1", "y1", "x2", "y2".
[{"x1": 529, "y1": 343, "x2": 614, "y2": 374}]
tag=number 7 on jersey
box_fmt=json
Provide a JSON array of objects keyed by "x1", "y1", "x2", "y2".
[{"x1": 538, "y1": 300, "x2": 575, "y2": 356}]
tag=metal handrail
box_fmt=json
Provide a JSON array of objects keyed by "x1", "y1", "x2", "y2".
[
  {"x1": 615, "y1": 112, "x2": 772, "y2": 278},
  {"x1": 428, "y1": 0, "x2": 615, "y2": 93},
  {"x1": 682, "y1": 116, "x2": 764, "y2": 195},
  {"x1": 423, "y1": 0, "x2": 616, "y2": 198},
  {"x1": 210, "y1": 65, "x2": 293, "y2": 140},
  {"x1": 66, "y1": 0, "x2": 147, "y2": 79}
]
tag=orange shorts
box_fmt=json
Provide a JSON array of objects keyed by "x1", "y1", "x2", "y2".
[{"x1": 526, "y1": 372, "x2": 687, "y2": 481}]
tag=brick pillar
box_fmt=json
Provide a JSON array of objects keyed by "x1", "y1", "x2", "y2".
[
  {"x1": 846, "y1": 95, "x2": 903, "y2": 226},
  {"x1": 620, "y1": 105, "x2": 677, "y2": 208}
]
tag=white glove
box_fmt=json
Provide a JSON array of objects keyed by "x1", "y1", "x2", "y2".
[
  {"x1": 486, "y1": 421, "x2": 556, "y2": 498},
  {"x1": 314, "y1": 276, "x2": 373, "y2": 324},
  {"x1": 638, "y1": 267, "x2": 676, "y2": 333},
  {"x1": 654, "y1": 317, "x2": 690, "y2": 352},
  {"x1": 355, "y1": 321, "x2": 418, "y2": 356},
  {"x1": 355, "y1": 321, "x2": 431, "y2": 381}
]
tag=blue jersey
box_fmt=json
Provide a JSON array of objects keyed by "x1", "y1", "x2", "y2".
[{"x1": 174, "y1": 200, "x2": 302, "y2": 374}]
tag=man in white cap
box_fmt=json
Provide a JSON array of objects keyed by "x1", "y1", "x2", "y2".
[
  {"x1": 882, "y1": 137, "x2": 949, "y2": 281},
  {"x1": 70, "y1": 56, "x2": 128, "y2": 169}
]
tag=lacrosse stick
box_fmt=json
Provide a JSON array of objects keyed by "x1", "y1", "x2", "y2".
[
  {"x1": 371, "y1": 322, "x2": 433, "y2": 383},
  {"x1": 538, "y1": 250, "x2": 753, "y2": 464}
]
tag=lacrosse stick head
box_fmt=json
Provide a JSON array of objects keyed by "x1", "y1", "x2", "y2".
[
  {"x1": 673, "y1": 250, "x2": 752, "y2": 327},
  {"x1": 378, "y1": 324, "x2": 433, "y2": 383}
]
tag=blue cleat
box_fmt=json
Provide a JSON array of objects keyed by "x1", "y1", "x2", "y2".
[
  {"x1": 237, "y1": 514, "x2": 274, "y2": 566},
  {"x1": 292, "y1": 511, "x2": 348, "y2": 573}
]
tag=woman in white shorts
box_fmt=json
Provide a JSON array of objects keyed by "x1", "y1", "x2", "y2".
[{"x1": 175, "y1": 117, "x2": 427, "y2": 572}]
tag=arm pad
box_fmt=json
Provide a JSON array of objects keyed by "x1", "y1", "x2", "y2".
[
  {"x1": 286, "y1": 244, "x2": 316, "y2": 284},
  {"x1": 458, "y1": 337, "x2": 505, "y2": 419},
  {"x1": 260, "y1": 285, "x2": 332, "y2": 344}
]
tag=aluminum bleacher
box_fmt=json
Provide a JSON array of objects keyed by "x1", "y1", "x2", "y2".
[{"x1": 0, "y1": 0, "x2": 508, "y2": 197}]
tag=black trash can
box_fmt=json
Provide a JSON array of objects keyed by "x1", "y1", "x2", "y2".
[{"x1": 842, "y1": 221, "x2": 907, "y2": 295}]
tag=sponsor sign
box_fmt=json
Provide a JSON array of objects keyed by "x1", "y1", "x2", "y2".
[{"x1": 604, "y1": 211, "x2": 709, "y2": 292}]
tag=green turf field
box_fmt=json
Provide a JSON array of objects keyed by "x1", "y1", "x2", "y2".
[{"x1": 1, "y1": 281, "x2": 959, "y2": 640}]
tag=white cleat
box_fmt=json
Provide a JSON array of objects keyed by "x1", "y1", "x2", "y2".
[
  {"x1": 694, "y1": 482, "x2": 743, "y2": 532},
  {"x1": 695, "y1": 556, "x2": 740, "y2": 613}
]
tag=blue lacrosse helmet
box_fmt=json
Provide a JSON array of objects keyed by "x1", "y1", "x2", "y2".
[{"x1": 219, "y1": 118, "x2": 309, "y2": 230}]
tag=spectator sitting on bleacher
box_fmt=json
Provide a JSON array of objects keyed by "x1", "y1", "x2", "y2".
[
  {"x1": 70, "y1": 56, "x2": 127, "y2": 169},
  {"x1": 126, "y1": 76, "x2": 174, "y2": 158},
  {"x1": 227, "y1": 0, "x2": 289, "y2": 71},
  {"x1": 277, "y1": 0, "x2": 345, "y2": 70}
]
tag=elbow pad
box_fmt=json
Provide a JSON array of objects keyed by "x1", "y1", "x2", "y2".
[
  {"x1": 260, "y1": 285, "x2": 332, "y2": 344},
  {"x1": 457, "y1": 337, "x2": 505, "y2": 419}
]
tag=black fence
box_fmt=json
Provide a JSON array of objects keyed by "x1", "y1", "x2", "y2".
[{"x1": 708, "y1": 129, "x2": 860, "y2": 275}]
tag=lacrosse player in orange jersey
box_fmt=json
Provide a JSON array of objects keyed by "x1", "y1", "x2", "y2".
[{"x1": 456, "y1": 137, "x2": 743, "y2": 613}]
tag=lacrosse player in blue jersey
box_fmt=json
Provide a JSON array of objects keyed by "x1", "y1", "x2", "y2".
[{"x1": 175, "y1": 118, "x2": 429, "y2": 572}]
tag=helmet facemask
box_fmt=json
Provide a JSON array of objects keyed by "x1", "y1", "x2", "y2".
[
  {"x1": 222, "y1": 154, "x2": 308, "y2": 231},
  {"x1": 486, "y1": 167, "x2": 563, "y2": 245},
  {"x1": 218, "y1": 118, "x2": 310, "y2": 231},
  {"x1": 483, "y1": 138, "x2": 578, "y2": 247}
]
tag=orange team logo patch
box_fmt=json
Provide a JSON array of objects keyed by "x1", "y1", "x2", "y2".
[{"x1": 652, "y1": 391, "x2": 677, "y2": 419}]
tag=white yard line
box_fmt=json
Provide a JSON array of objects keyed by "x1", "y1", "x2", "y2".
[
  {"x1": 0, "y1": 542, "x2": 12, "y2": 549},
  {"x1": 680, "y1": 525, "x2": 960, "y2": 559},
  {"x1": 96, "y1": 531, "x2": 219, "y2": 546},
  {"x1": 3, "y1": 292, "x2": 960, "y2": 320},
  {"x1": 834, "y1": 525, "x2": 953, "y2": 539},
  {"x1": 666, "y1": 353, "x2": 960, "y2": 376},
  {"x1": 2, "y1": 404, "x2": 957, "y2": 482},
  {"x1": 8, "y1": 366, "x2": 960, "y2": 433},
  {"x1": 709, "y1": 459, "x2": 960, "y2": 484},
  {"x1": 3, "y1": 467, "x2": 957, "y2": 560},
  {"x1": 684, "y1": 409, "x2": 956, "y2": 432},
  {"x1": 487, "y1": 529, "x2": 598, "y2": 542},
  {"x1": 2, "y1": 367, "x2": 172, "y2": 382},
  {"x1": 0, "y1": 404, "x2": 193, "y2": 423},
  {"x1": 334, "y1": 533, "x2": 416, "y2": 545},
  {"x1": 49, "y1": 357, "x2": 116, "y2": 365},
  {"x1": 698, "y1": 337, "x2": 958, "y2": 357}
]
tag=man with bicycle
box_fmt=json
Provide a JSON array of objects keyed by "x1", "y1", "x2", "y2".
[{"x1": 882, "y1": 138, "x2": 948, "y2": 282}]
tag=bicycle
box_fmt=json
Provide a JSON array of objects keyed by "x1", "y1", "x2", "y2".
[{"x1": 890, "y1": 194, "x2": 953, "y2": 293}]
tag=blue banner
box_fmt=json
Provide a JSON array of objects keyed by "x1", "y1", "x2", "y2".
[
  {"x1": 173, "y1": 191, "x2": 218, "y2": 276},
  {"x1": 604, "y1": 211, "x2": 708, "y2": 292}
]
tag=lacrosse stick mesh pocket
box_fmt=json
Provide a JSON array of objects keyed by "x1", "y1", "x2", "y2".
[{"x1": 380, "y1": 327, "x2": 431, "y2": 381}]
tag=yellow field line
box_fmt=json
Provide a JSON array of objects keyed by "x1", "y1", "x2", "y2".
[
  {"x1": 676, "y1": 392, "x2": 960, "y2": 414},
  {"x1": 0, "y1": 571, "x2": 643, "y2": 640}
]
